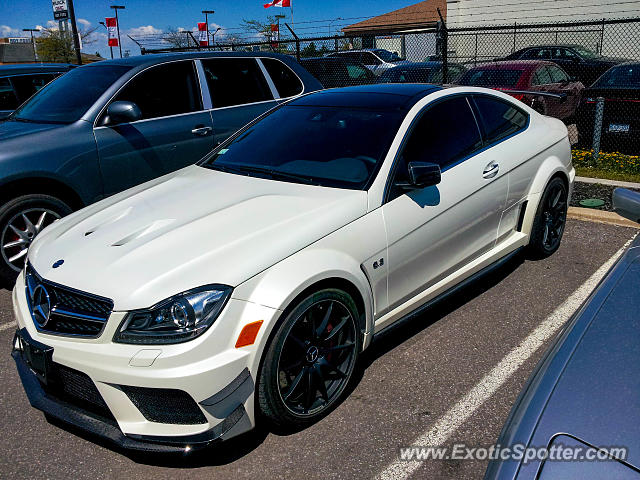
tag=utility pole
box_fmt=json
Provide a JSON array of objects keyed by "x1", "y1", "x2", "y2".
[
  {"x1": 275, "y1": 14, "x2": 285, "y2": 44},
  {"x1": 110, "y1": 5, "x2": 125, "y2": 58},
  {"x1": 99, "y1": 22, "x2": 114, "y2": 59},
  {"x1": 202, "y1": 10, "x2": 215, "y2": 46},
  {"x1": 67, "y1": 0, "x2": 82, "y2": 65},
  {"x1": 22, "y1": 28, "x2": 40, "y2": 63}
]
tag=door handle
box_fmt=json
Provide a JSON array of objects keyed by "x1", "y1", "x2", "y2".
[
  {"x1": 191, "y1": 126, "x2": 212, "y2": 136},
  {"x1": 483, "y1": 162, "x2": 499, "y2": 179}
]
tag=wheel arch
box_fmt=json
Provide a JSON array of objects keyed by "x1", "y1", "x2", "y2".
[{"x1": 0, "y1": 176, "x2": 85, "y2": 210}]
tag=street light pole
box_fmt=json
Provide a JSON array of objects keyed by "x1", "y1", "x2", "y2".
[
  {"x1": 202, "y1": 10, "x2": 215, "y2": 46},
  {"x1": 110, "y1": 5, "x2": 125, "y2": 58},
  {"x1": 212, "y1": 27, "x2": 221, "y2": 46},
  {"x1": 99, "y1": 22, "x2": 114, "y2": 59},
  {"x1": 328, "y1": 17, "x2": 343, "y2": 37},
  {"x1": 22, "y1": 28, "x2": 40, "y2": 63}
]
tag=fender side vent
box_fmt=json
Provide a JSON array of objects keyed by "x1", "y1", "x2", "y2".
[{"x1": 516, "y1": 201, "x2": 528, "y2": 232}]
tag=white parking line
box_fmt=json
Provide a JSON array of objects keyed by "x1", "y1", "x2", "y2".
[
  {"x1": 376, "y1": 239, "x2": 634, "y2": 480},
  {"x1": 0, "y1": 321, "x2": 16, "y2": 333}
]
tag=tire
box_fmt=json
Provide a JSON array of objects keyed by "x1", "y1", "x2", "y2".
[
  {"x1": 527, "y1": 177, "x2": 568, "y2": 259},
  {"x1": 258, "y1": 288, "x2": 361, "y2": 430},
  {"x1": 0, "y1": 194, "x2": 72, "y2": 287}
]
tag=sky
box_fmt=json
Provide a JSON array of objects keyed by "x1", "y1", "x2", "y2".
[{"x1": 0, "y1": 0, "x2": 420, "y2": 58}]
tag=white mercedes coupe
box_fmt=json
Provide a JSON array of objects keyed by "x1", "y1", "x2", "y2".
[{"x1": 12, "y1": 84, "x2": 573, "y2": 452}]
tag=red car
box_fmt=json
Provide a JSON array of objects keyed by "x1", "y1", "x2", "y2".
[{"x1": 457, "y1": 60, "x2": 584, "y2": 122}]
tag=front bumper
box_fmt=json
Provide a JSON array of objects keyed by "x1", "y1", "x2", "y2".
[{"x1": 11, "y1": 270, "x2": 279, "y2": 452}]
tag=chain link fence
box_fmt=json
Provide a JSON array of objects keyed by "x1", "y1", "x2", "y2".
[{"x1": 135, "y1": 17, "x2": 640, "y2": 160}]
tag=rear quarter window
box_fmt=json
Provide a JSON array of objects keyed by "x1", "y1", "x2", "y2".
[
  {"x1": 471, "y1": 95, "x2": 528, "y2": 145},
  {"x1": 261, "y1": 58, "x2": 304, "y2": 98}
]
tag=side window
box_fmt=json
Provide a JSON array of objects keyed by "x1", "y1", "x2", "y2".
[
  {"x1": 472, "y1": 95, "x2": 528, "y2": 145},
  {"x1": 10, "y1": 73, "x2": 58, "y2": 103},
  {"x1": 201, "y1": 58, "x2": 273, "y2": 108},
  {"x1": 346, "y1": 64, "x2": 370, "y2": 80},
  {"x1": 390, "y1": 96, "x2": 482, "y2": 199},
  {"x1": 521, "y1": 49, "x2": 540, "y2": 59},
  {"x1": 261, "y1": 58, "x2": 303, "y2": 98},
  {"x1": 112, "y1": 61, "x2": 202, "y2": 121},
  {"x1": 363, "y1": 53, "x2": 382, "y2": 66},
  {"x1": 548, "y1": 65, "x2": 569, "y2": 83},
  {"x1": 0, "y1": 77, "x2": 19, "y2": 110},
  {"x1": 532, "y1": 67, "x2": 552, "y2": 86}
]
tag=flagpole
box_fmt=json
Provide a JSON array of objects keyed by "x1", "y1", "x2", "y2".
[{"x1": 290, "y1": 3, "x2": 294, "y2": 30}]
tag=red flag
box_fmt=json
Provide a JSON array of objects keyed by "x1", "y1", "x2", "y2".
[
  {"x1": 271, "y1": 24, "x2": 279, "y2": 32},
  {"x1": 198, "y1": 22, "x2": 208, "y2": 46},
  {"x1": 105, "y1": 17, "x2": 118, "y2": 47},
  {"x1": 264, "y1": 0, "x2": 291, "y2": 8}
]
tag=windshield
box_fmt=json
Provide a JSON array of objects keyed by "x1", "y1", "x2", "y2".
[
  {"x1": 375, "y1": 50, "x2": 402, "y2": 62},
  {"x1": 572, "y1": 46, "x2": 601, "y2": 59},
  {"x1": 200, "y1": 104, "x2": 404, "y2": 190},
  {"x1": 11, "y1": 65, "x2": 131, "y2": 124},
  {"x1": 593, "y1": 64, "x2": 640, "y2": 88},
  {"x1": 458, "y1": 69, "x2": 524, "y2": 88}
]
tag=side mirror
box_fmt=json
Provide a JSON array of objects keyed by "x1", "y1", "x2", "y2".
[
  {"x1": 613, "y1": 188, "x2": 640, "y2": 224},
  {"x1": 106, "y1": 100, "x2": 142, "y2": 125},
  {"x1": 408, "y1": 162, "x2": 441, "y2": 188}
]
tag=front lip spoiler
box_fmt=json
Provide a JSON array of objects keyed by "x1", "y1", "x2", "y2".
[{"x1": 11, "y1": 329, "x2": 248, "y2": 454}]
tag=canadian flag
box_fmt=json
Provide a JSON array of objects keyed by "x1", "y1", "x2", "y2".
[
  {"x1": 264, "y1": 0, "x2": 290, "y2": 8},
  {"x1": 105, "y1": 17, "x2": 118, "y2": 47},
  {"x1": 198, "y1": 22, "x2": 208, "y2": 46}
]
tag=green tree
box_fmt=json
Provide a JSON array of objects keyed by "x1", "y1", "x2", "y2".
[
  {"x1": 301, "y1": 42, "x2": 318, "y2": 58},
  {"x1": 36, "y1": 26, "x2": 97, "y2": 63}
]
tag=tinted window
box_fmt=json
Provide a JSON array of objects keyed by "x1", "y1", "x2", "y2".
[
  {"x1": 261, "y1": 58, "x2": 303, "y2": 98},
  {"x1": 472, "y1": 95, "x2": 528, "y2": 144},
  {"x1": 202, "y1": 58, "x2": 272, "y2": 108},
  {"x1": 332, "y1": 52, "x2": 361, "y2": 62},
  {"x1": 553, "y1": 48, "x2": 579, "y2": 60},
  {"x1": 0, "y1": 78, "x2": 18, "y2": 110},
  {"x1": 547, "y1": 65, "x2": 569, "y2": 83},
  {"x1": 402, "y1": 96, "x2": 482, "y2": 171},
  {"x1": 12, "y1": 65, "x2": 131, "y2": 124},
  {"x1": 458, "y1": 69, "x2": 524, "y2": 88},
  {"x1": 112, "y1": 61, "x2": 201, "y2": 121},
  {"x1": 522, "y1": 48, "x2": 551, "y2": 60},
  {"x1": 201, "y1": 105, "x2": 403, "y2": 190},
  {"x1": 532, "y1": 67, "x2": 552, "y2": 86},
  {"x1": 593, "y1": 64, "x2": 640, "y2": 88},
  {"x1": 346, "y1": 64, "x2": 371, "y2": 80},
  {"x1": 362, "y1": 52, "x2": 382, "y2": 65},
  {"x1": 11, "y1": 73, "x2": 59, "y2": 103},
  {"x1": 379, "y1": 67, "x2": 434, "y2": 83}
]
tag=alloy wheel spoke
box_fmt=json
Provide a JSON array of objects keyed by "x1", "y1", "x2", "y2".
[
  {"x1": 315, "y1": 302, "x2": 333, "y2": 338},
  {"x1": 325, "y1": 341, "x2": 355, "y2": 353},
  {"x1": 283, "y1": 366, "x2": 307, "y2": 401},
  {"x1": 21, "y1": 214, "x2": 36, "y2": 237},
  {"x1": 35, "y1": 211, "x2": 48, "y2": 232},
  {"x1": 542, "y1": 224, "x2": 550, "y2": 246},
  {"x1": 303, "y1": 367, "x2": 316, "y2": 412},
  {"x1": 319, "y1": 357, "x2": 346, "y2": 379},
  {"x1": 324, "y1": 316, "x2": 349, "y2": 342},
  {"x1": 3, "y1": 238, "x2": 28, "y2": 249},
  {"x1": 288, "y1": 333, "x2": 307, "y2": 351},
  {"x1": 9, "y1": 224, "x2": 30, "y2": 242},
  {"x1": 550, "y1": 188, "x2": 562, "y2": 209},
  {"x1": 8, "y1": 248, "x2": 28, "y2": 263},
  {"x1": 313, "y1": 364, "x2": 329, "y2": 402}
]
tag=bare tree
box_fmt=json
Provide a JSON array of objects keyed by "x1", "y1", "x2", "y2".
[{"x1": 163, "y1": 27, "x2": 194, "y2": 48}]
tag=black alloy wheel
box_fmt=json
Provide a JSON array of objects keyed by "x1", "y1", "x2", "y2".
[
  {"x1": 258, "y1": 289, "x2": 360, "y2": 428},
  {"x1": 528, "y1": 177, "x2": 568, "y2": 258}
]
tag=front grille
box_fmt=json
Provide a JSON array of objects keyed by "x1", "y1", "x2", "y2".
[
  {"x1": 25, "y1": 264, "x2": 114, "y2": 338},
  {"x1": 43, "y1": 363, "x2": 115, "y2": 420},
  {"x1": 121, "y1": 385, "x2": 207, "y2": 425}
]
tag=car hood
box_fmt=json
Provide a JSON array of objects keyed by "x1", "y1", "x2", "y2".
[
  {"x1": 525, "y1": 243, "x2": 640, "y2": 471},
  {"x1": 28, "y1": 165, "x2": 368, "y2": 310},
  {"x1": 0, "y1": 119, "x2": 64, "y2": 141}
]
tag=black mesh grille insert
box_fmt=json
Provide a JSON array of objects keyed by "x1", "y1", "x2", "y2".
[
  {"x1": 43, "y1": 363, "x2": 114, "y2": 420},
  {"x1": 25, "y1": 264, "x2": 114, "y2": 338},
  {"x1": 121, "y1": 385, "x2": 207, "y2": 425}
]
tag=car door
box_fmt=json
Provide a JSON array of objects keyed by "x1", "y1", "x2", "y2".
[
  {"x1": 94, "y1": 60, "x2": 214, "y2": 196},
  {"x1": 200, "y1": 57, "x2": 280, "y2": 145},
  {"x1": 547, "y1": 64, "x2": 582, "y2": 120},
  {"x1": 529, "y1": 66, "x2": 560, "y2": 117},
  {"x1": 381, "y1": 95, "x2": 508, "y2": 314}
]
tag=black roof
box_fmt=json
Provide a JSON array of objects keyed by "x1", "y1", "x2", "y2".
[
  {"x1": 290, "y1": 84, "x2": 442, "y2": 110},
  {"x1": 0, "y1": 63, "x2": 73, "y2": 76}
]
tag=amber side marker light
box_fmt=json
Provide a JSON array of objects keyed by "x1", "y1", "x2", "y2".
[{"x1": 235, "y1": 320, "x2": 264, "y2": 348}]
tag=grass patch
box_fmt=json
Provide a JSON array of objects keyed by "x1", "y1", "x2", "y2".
[{"x1": 572, "y1": 149, "x2": 640, "y2": 183}]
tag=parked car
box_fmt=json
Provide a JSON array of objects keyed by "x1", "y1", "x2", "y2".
[
  {"x1": 457, "y1": 60, "x2": 584, "y2": 122},
  {"x1": 377, "y1": 61, "x2": 467, "y2": 84},
  {"x1": 326, "y1": 49, "x2": 406, "y2": 76},
  {"x1": 12, "y1": 84, "x2": 573, "y2": 452},
  {"x1": 299, "y1": 56, "x2": 375, "y2": 88},
  {"x1": 485, "y1": 187, "x2": 640, "y2": 480},
  {"x1": 0, "y1": 52, "x2": 321, "y2": 286},
  {"x1": 0, "y1": 64, "x2": 73, "y2": 120},
  {"x1": 576, "y1": 62, "x2": 640, "y2": 153},
  {"x1": 503, "y1": 45, "x2": 626, "y2": 86}
]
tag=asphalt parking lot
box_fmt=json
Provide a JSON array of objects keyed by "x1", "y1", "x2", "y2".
[{"x1": 0, "y1": 218, "x2": 637, "y2": 480}]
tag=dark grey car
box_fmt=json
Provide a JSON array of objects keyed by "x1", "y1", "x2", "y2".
[
  {"x1": 0, "y1": 52, "x2": 321, "y2": 285},
  {"x1": 485, "y1": 188, "x2": 640, "y2": 479}
]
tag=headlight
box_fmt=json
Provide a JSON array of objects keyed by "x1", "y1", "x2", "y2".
[{"x1": 113, "y1": 285, "x2": 232, "y2": 344}]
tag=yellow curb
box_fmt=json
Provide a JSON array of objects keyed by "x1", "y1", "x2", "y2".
[{"x1": 568, "y1": 207, "x2": 639, "y2": 229}]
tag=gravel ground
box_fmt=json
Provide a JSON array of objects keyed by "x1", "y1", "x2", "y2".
[{"x1": 571, "y1": 182, "x2": 640, "y2": 211}]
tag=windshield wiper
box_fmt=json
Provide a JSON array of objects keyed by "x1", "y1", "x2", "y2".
[{"x1": 209, "y1": 163, "x2": 319, "y2": 185}]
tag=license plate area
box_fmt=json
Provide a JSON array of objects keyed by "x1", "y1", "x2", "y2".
[
  {"x1": 608, "y1": 123, "x2": 630, "y2": 133},
  {"x1": 13, "y1": 329, "x2": 53, "y2": 384}
]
